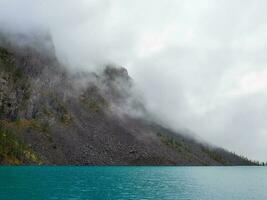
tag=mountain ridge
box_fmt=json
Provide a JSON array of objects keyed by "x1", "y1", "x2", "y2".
[{"x1": 0, "y1": 32, "x2": 257, "y2": 165}]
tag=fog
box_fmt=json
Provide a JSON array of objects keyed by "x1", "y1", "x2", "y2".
[{"x1": 1, "y1": 0, "x2": 267, "y2": 161}]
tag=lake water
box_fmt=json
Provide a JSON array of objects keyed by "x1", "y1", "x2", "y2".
[{"x1": 0, "y1": 166, "x2": 266, "y2": 200}]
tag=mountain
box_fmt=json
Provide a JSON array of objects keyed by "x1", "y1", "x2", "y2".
[{"x1": 0, "y1": 32, "x2": 256, "y2": 165}]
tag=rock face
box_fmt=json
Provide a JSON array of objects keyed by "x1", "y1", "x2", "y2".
[{"x1": 0, "y1": 33, "x2": 256, "y2": 165}]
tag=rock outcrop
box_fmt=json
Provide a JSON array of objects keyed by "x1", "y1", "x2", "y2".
[{"x1": 0, "y1": 32, "x2": 256, "y2": 165}]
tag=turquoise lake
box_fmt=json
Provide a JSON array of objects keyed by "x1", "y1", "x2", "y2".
[{"x1": 0, "y1": 166, "x2": 266, "y2": 200}]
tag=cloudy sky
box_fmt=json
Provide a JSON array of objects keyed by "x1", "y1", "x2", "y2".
[{"x1": 1, "y1": 0, "x2": 267, "y2": 161}]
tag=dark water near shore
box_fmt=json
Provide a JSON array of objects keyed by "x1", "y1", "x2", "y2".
[{"x1": 0, "y1": 166, "x2": 266, "y2": 200}]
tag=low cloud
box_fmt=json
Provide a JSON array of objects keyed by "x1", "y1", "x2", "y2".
[{"x1": 1, "y1": 0, "x2": 267, "y2": 161}]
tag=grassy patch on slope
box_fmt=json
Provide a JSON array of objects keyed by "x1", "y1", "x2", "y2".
[
  {"x1": 157, "y1": 132, "x2": 184, "y2": 152},
  {"x1": 0, "y1": 120, "x2": 43, "y2": 165}
]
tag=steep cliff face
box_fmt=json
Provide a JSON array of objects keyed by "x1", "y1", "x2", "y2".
[{"x1": 0, "y1": 33, "x2": 256, "y2": 165}]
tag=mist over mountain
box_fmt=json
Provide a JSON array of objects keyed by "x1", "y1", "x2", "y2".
[
  {"x1": 0, "y1": 31, "x2": 257, "y2": 165},
  {"x1": 0, "y1": 0, "x2": 267, "y2": 163}
]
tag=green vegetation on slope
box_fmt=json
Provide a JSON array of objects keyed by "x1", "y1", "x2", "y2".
[
  {"x1": 80, "y1": 95, "x2": 108, "y2": 113},
  {"x1": 201, "y1": 146, "x2": 227, "y2": 164},
  {"x1": 0, "y1": 120, "x2": 43, "y2": 165},
  {"x1": 0, "y1": 47, "x2": 22, "y2": 80},
  {"x1": 41, "y1": 93, "x2": 72, "y2": 125},
  {"x1": 0, "y1": 47, "x2": 31, "y2": 118},
  {"x1": 157, "y1": 132, "x2": 186, "y2": 153}
]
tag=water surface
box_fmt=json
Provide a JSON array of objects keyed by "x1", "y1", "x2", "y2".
[{"x1": 0, "y1": 166, "x2": 266, "y2": 200}]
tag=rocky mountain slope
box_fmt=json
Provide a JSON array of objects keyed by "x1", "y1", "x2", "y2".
[{"x1": 0, "y1": 32, "x2": 256, "y2": 165}]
